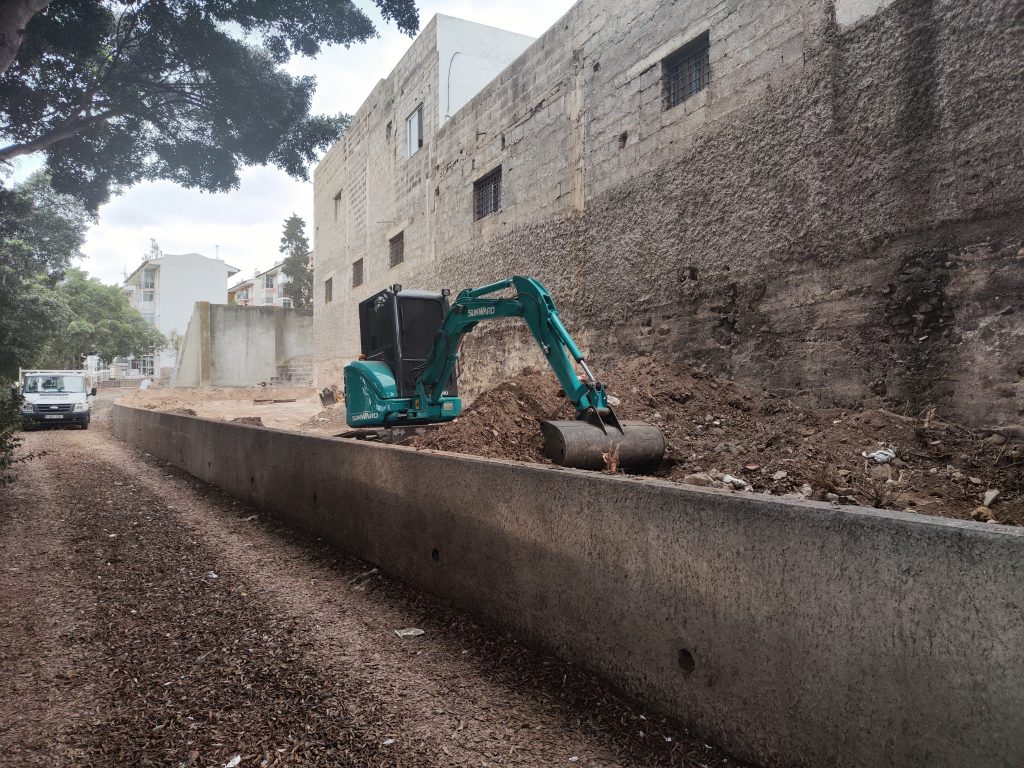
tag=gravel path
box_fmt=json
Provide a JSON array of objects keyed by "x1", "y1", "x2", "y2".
[{"x1": 0, "y1": 407, "x2": 749, "y2": 768}]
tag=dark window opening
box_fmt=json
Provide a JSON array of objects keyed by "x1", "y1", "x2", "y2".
[
  {"x1": 618, "y1": 131, "x2": 628, "y2": 149},
  {"x1": 352, "y1": 258, "x2": 364, "y2": 288},
  {"x1": 473, "y1": 166, "x2": 502, "y2": 220},
  {"x1": 389, "y1": 231, "x2": 405, "y2": 268},
  {"x1": 324, "y1": 277, "x2": 333, "y2": 303},
  {"x1": 663, "y1": 32, "x2": 710, "y2": 110}
]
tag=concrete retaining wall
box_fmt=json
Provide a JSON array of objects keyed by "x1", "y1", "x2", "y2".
[
  {"x1": 112, "y1": 405, "x2": 1024, "y2": 768},
  {"x1": 173, "y1": 303, "x2": 313, "y2": 387}
]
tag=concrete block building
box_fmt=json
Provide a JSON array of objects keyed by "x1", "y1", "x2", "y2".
[{"x1": 313, "y1": 0, "x2": 1024, "y2": 427}]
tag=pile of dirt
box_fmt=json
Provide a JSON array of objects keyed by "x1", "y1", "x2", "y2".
[
  {"x1": 230, "y1": 415, "x2": 263, "y2": 426},
  {"x1": 409, "y1": 362, "x2": 1023, "y2": 525},
  {"x1": 412, "y1": 371, "x2": 573, "y2": 462}
]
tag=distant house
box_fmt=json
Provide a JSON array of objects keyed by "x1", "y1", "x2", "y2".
[
  {"x1": 124, "y1": 252, "x2": 239, "y2": 376},
  {"x1": 228, "y1": 261, "x2": 297, "y2": 308}
]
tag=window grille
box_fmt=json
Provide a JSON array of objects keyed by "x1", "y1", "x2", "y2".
[
  {"x1": 324, "y1": 278, "x2": 333, "y2": 303},
  {"x1": 352, "y1": 258, "x2": 364, "y2": 288},
  {"x1": 473, "y1": 166, "x2": 502, "y2": 220},
  {"x1": 389, "y1": 231, "x2": 405, "y2": 268},
  {"x1": 663, "y1": 32, "x2": 710, "y2": 110}
]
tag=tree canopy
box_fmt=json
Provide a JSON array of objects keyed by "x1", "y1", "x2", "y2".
[
  {"x1": 279, "y1": 213, "x2": 311, "y2": 309},
  {"x1": 0, "y1": 172, "x2": 162, "y2": 378},
  {"x1": 0, "y1": 170, "x2": 87, "y2": 379},
  {"x1": 0, "y1": 0, "x2": 419, "y2": 210},
  {"x1": 38, "y1": 267, "x2": 166, "y2": 368}
]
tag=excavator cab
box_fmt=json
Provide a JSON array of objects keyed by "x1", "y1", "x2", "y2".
[{"x1": 358, "y1": 286, "x2": 458, "y2": 398}]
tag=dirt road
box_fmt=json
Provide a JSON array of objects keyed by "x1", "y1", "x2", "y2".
[{"x1": 0, "y1": 402, "x2": 746, "y2": 767}]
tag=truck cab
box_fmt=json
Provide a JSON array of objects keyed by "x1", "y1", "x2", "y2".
[{"x1": 18, "y1": 369, "x2": 96, "y2": 429}]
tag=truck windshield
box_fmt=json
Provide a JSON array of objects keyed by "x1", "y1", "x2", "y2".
[{"x1": 23, "y1": 376, "x2": 86, "y2": 393}]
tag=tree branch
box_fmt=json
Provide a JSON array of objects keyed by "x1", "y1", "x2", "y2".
[
  {"x1": 0, "y1": 0, "x2": 51, "y2": 76},
  {"x1": 0, "y1": 110, "x2": 117, "y2": 162}
]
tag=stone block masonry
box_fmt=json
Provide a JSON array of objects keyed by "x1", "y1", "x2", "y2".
[
  {"x1": 113, "y1": 405, "x2": 1024, "y2": 768},
  {"x1": 313, "y1": 0, "x2": 1024, "y2": 427}
]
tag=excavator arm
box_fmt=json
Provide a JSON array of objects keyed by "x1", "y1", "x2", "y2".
[{"x1": 413, "y1": 276, "x2": 609, "y2": 414}]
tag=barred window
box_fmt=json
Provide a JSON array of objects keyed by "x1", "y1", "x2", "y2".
[
  {"x1": 352, "y1": 258, "x2": 364, "y2": 288},
  {"x1": 389, "y1": 231, "x2": 405, "y2": 268},
  {"x1": 473, "y1": 166, "x2": 502, "y2": 220},
  {"x1": 663, "y1": 32, "x2": 710, "y2": 110}
]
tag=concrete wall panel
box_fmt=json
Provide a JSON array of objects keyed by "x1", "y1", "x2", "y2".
[{"x1": 113, "y1": 405, "x2": 1024, "y2": 768}]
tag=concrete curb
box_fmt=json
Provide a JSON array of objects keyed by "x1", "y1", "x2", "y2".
[{"x1": 112, "y1": 404, "x2": 1024, "y2": 768}]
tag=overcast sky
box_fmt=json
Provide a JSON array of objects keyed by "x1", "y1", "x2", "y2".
[{"x1": 26, "y1": 0, "x2": 576, "y2": 287}]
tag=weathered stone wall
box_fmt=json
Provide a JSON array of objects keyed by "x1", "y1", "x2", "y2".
[{"x1": 314, "y1": 0, "x2": 1024, "y2": 427}]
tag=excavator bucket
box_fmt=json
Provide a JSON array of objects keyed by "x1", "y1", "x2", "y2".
[{"x1": 540, "y1": 419, "x2": 666, "y2": 470}]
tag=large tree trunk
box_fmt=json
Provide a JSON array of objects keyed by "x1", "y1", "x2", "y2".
[{"x1": 0, "y1": 0, "x2": 50, "y2": 77}]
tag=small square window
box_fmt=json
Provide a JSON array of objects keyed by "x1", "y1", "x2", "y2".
[
  {"x1": 324, "y1": 278, "x2": 333, "y2": 303},
  {"x1": 473, "y1": 166, "x2": 502, "y2": 220},
  {"x1": 406, "y1": 106, "x2": 423, "y2": 158},
  {"x1": 142, "y1": 290, "x2": 155, "y2": 303},
  {"x1": 389, "y1": 231, "x2": 405, "y2": 268},
  {"x1": 663, "y1": 32, "x2": 710, "y2": 110},
  {"x1": 352, "y1": 258, "x2": 364, "y2": 288}
]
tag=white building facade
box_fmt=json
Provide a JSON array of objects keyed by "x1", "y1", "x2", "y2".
[
  {"x1": 125, "y1": 252, "x2": 239, "y2": 376},
  {"x1": 228, "y1": 262, "x2": 294, "y2": 308}
]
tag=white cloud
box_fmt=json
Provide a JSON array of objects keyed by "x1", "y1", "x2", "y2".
[{"x1": 79, "y1": 0, "x2": 576, "y2": 287}]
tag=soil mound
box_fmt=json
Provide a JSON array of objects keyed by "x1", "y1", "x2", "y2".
[{"x1": 411, "y1": 361, "x2": 1022, "y2": 525}]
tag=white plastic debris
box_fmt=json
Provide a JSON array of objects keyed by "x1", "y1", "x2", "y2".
[
  {"x1": 383, "y1": 738, "x2": 396, "y2": 746},
  {"x1": 223, "y1": 756, "x2": 241, "y2": 768},
  {"x1": 861, "y1": 447, "x2": 896, "y2": 464},
  {"x1": 394, "y1": 628, "x2": 425, "y2": 638},
  {"x1": 206, "y1": 571, "x2": 218, "y2": 579}
]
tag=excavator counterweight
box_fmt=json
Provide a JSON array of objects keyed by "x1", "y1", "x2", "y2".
[{"x1": 343, "y1": 277, "x2": 666, "y2": 470}]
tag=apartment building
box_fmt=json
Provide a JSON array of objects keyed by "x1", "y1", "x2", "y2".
[
  {"x1": 125, "y1": 252, "x2": 240, "y2": 375},
  {"x1": 228, "y1": 262, "x2": 295, "y2": 307}
]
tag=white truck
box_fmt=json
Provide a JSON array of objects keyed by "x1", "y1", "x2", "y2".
[{"x1": 17, "y1": 369, "x2": 97, "y2": 429}]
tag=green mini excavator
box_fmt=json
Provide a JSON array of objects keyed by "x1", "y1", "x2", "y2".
[{"x1": 343, "y1": 276, "x2": 665, "y2": 470}]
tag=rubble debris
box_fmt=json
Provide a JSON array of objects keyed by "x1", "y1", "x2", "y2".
[
  {"x1": 972, "y1": 506, "x2": 995, "y2": 522},
  {"x1": 862, "y1": 447, "x2": 897, "y2": 464},
  {"x1": 983, "y1": 489, "x2": 1000, "y2": 508},
  {"x1": 394, "y1": 628, "x2": 425, "y2": 638},
  {"x1": 408, "y1": 362, "x2": 1022, "y2": 525},
  {"x1": 230, "y1": 416, "x2": 264, "y2": 426},
  {"x1": 682, "y1": 473, "x2": 714, "y2": 487}
]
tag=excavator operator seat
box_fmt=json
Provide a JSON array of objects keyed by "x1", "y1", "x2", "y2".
[{"x1": 358, "y1": 286, "x2": 458, "y2": 398}]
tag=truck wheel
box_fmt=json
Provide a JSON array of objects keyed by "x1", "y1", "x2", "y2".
[{"x1": 81, "y1": 417, "x2": 90, "y2": 430}]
